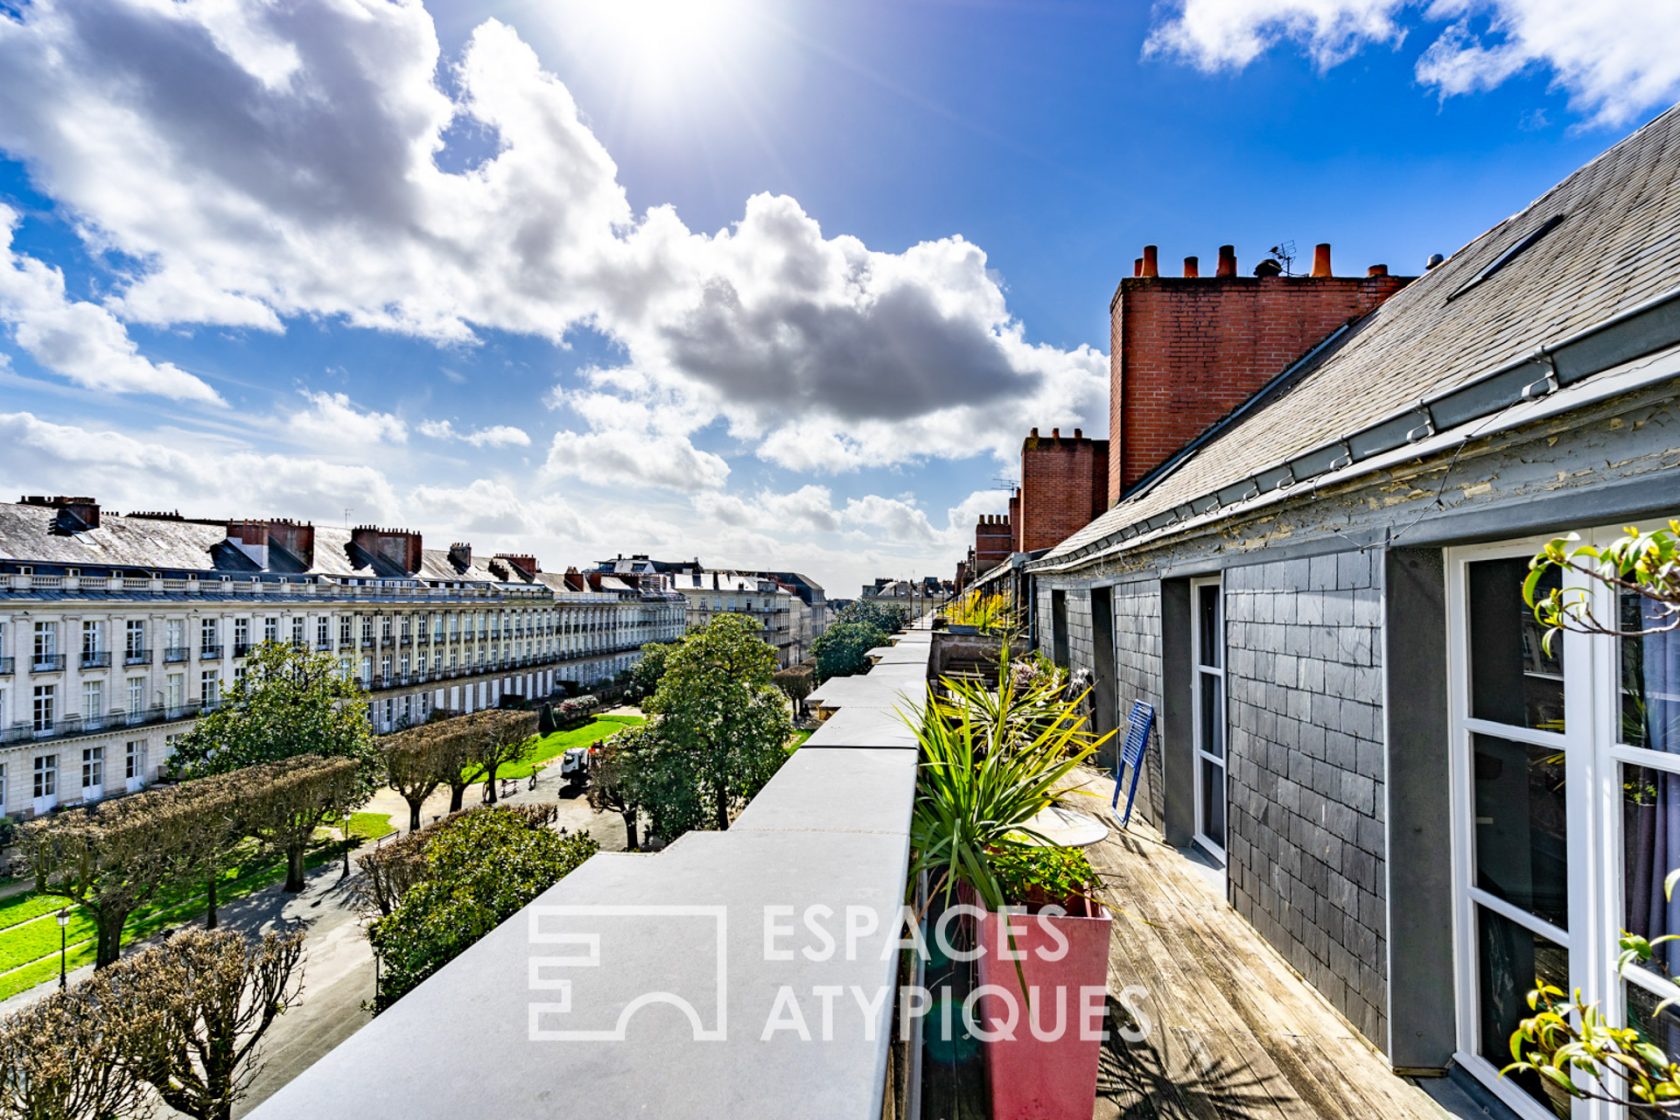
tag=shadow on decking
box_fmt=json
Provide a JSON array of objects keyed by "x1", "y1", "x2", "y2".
[{"x1": 920, "y1": 769, "x2": 1448, "y2": 1120}]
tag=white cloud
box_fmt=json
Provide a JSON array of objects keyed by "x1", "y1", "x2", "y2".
[
  {"x1": 543, "y1": 428, "x2": 730, "y2": 492},
  {"x1": 407, "y1": 478, "x2": 580, "y2": 539},
  {"x1": 1145, "y1": 0, "x2": 1680, "y2": 126},
  {"x1": 0, "y1": 1, "x2": 1106, "y2": 473},
  {"x1": 0, "y1": 205, "x2": 222, "y2": 404},
  {"x1": 286, "y1": 390, "x2": 406, "y2": 446},
  {"x1": 418, "y1": 418, "x2": 532, "y2": 448}
]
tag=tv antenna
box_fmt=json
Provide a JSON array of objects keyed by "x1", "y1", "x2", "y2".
[{"x1": 1267, "y1": 241, "x2": 1297, "y2": 276}]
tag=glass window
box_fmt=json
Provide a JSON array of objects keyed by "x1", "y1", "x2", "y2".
[
  {"x1": 32, "y1": 685, "x2": 54, "y2": 732},
  {"x1": 1473, "y1": 733, "x2": 1568, "y2": 928},
  {"x1": 33, "y1": 754, "x2": 56, "y2": 798},
  {"x1": 33, "y1": 621, "x2": 56, "y2": 658},
  {"x1": 81, "y1": 620, "x2": 102, "y2": 655},
  {"x1": 1197, "y1": 584, "x2": 1222, "y2": 668},
  {"x1": 126, "y1": 740, "x2": 147, "y2": 781},
  {"x1": 1476, "y1": 905, "x2": 1570, "y2": 1118},
  {"x1": 1621, "y1": 591, "x2": 1680, "y2": 752},
  {"x1": 1622, "y1": 763, "x2": 1680, "y2": 982},
  {"x1": 126, "y1": 619, "x2": 145, "y2": 654},
  {"x1": 264, "y1": 617, "x2": 278, "y2": 642},
  {"x1": 82, "y1": 747, "x2": 103, "y2": 788},
  {"x1": 1468, "y1": 558, "x2": 1564, "y2": 731},
  {"x1": 1627, "y1": 981, "x2": 1680, "y2": 1067}
]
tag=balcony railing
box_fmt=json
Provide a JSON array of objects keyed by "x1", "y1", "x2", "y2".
[
  {"x1": 0, "y1": 657, "x2": 12, "y2": 674},
  {"x1": 80, "y1": 651, "x2": 111, "y2": 669},
  {"x1": 233, "y1": 642, "x2": 254, "y2": 658},
  {"x1": 124, "y1": 648, "x2": 151, "y2": 666},
  {"x1": 0, "y1": 703, "x2": 199, "y2": 745},
  {"x1": 30, "y1": 654, "x2": 66, "y2": 672},
  {"x1": 164, "y1": 646, "x2": 189, "y2": 663},
  {"x1": 200, "y1": 645, "x2": 223, "y2": 660}
]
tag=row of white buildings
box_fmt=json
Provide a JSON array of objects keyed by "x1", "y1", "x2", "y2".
[
  {"x1": 594, "y1": 557, "x2": 828, "y2": 668},
  {"x1": 0, "y1": 497, "x2": 687, "y2": 820}
]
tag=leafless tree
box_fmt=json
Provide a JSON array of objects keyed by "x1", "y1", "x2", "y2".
[
  {"x1": 236, "y1": 755, "x2": 364, "y2": 892},
  {"x1": 95, "y1": 928, "x2": 305, "y2": 1120},
  {"x1": 0, "y1": 982, "x2": 145, "y2": 1120},
  {"x1": 378, "y1": 725, "x2": 453, "y2": 833},
  {"x1": 459, "y1": 710, "x2": 538, "y2": 806}
]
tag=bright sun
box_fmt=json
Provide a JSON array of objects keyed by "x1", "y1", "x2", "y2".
[{"x1": 552, "y1": 0, "x2": 771, "y2": 101}]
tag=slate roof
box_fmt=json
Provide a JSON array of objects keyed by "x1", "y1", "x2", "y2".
[{"x1": 1045, "y1": 101, "x2": 1680, "y2": 561}]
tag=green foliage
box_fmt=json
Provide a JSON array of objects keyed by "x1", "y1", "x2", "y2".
[
  {"x1": 1526, "y1": 521, "x2": 1680, "y2": 653},
  {"x1": 812, "y1": 618, "x2": 890, "y2": 681},
  {"x1": 167, "y1": 641, "x2": 375, "y2": 783},
  {"x1": 628, "y1": 639, "x2": 680, "y2": 702},
  {"x1": 639, "y1": 614, "x2": 793, "y2": 836},
  {"x1": 368, "y1": 808, "x2": 597, "y2": 1009},
  {"x1": 498, "y1": 715, "x2": 642, "y2": 781},
  {"x1": 909, "y1": 657, "x2": 1110, "y2": 912},
  {"x1": 837, "y1": 598, "x2": 908, "y2": 632},
  {"x1": 947, "y1": 590, "x2": 1019, "y2": 636},
  {"x1": 989, "y1": 845, "x2": 1098, "y2": 908}
]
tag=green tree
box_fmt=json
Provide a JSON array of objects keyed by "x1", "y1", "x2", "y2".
[
  {"x1": 96, "y1": 928, "x2": 304, "y2": 1120},
  {"x1": 837, "y1": 598, "x2": 908, "y2": 632},
  {"x1": 773, "y1": 663, "x2": 815, "y2": 719},
  {"x1": 367, "y1": 808, "x2": 597, "y2": 1009},
  {"x1": 643, "y1": 614, "x2": 793, "y2": 834},
  {"x1": 168, "y1": 641, "x2": 374, "y2": 780},
  {"x1": 628, "y1": 639, "x2": 679, "y2": 702},
  {"x1": 587, "y1": 727, "x2": 650, "y2": 850},
  {"x1": 811, "y1": 617, "x2": 889, "y2": 682},
  {"x1": 460, "y1": 710, "x2": 538, "y2": 805}
]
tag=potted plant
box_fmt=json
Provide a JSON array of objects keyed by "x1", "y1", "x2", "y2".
[{"x1": 909, "y1": 655, "x2": 1113, "y2": 1120}]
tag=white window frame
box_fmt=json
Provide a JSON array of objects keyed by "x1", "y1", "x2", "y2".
[
  {"x1": 1446, "y1": 530, "x2": 1674, "y2": 1120},
  {"x1": 1190, "y1": 575, "x2": 1228, "y2": 865}
]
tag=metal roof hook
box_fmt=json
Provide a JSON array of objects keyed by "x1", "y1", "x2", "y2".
[
  {"x1": 1242, "y1": 479, "x2": 1262, "y2": 501},
  {"x1": 1329, "y1": 440, "x2": 1354, "y2": 471},
  {"x1": 1521, "y1": 353, "x2": 1560, "y2": 400},
  {"x1": 1276, "y1": 466, "x2": 1297, "y2": 492},
  {"x1": 1405, "y1": 402, "x2": 1438, "y2": 444}
]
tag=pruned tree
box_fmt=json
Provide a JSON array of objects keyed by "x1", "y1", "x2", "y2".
[
  {"x1": 167, "y1": 641, "x2": 375, "y2": 785},
  {"x1": 811, "y1": 618, "x2": 889, "y2": 682},
  {"x1": 644, "y1": 614, "x2": 793, "y2": 834},
  {"x1": 0, "y1": 981, "x2": 145, "y2": 1120},
  {"x1": 238, "y1": 755, "x2": 364, "y2": 892},
  {"x1": 95, "y1": 928, "x2": 305, "y2": 1120},
  {"x1": 355, "y1": 825, "x2": 435, "y2": 919},
  {"x1": 588, "y1": 728, "x2": 649, "y2": 850},
  {"x1": 367, "y1": 808, "x2": 596, "y2": 1010},
  {"x1": 773, "y1": 662, "x2": 815, "y2": 720},
  {"x1": 379, "y1": 725, "x2": 454, "y2": 833},
  {"x1": 459, "y1": 710, "x2": 538, "y2": 806},
  {"x1": 20, "y1": 777, "x2": 239, "y2": 968}
]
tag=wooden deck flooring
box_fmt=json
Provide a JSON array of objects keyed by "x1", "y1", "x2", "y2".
[{"x1": 919, "y1": 770, "x2": 1449, "y2": 1120}]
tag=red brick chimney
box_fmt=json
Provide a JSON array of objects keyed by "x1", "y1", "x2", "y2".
[
  {"x1": 1106, "y1": 242, "x2": 1411, "y2": 502},
  {"x1": 494, "y1": 552, "x2": 539, "y2": 580},
  {"x1": 23, "y1": 494, "x2": 100, "y2": 531},
  {"x1": 1017, "y1": 428, "x2": 1109, "y2": 552},
  {"x1": 974, "y1": 513, "x2": 1013, "y2": 574},
  {"x1": 351, "y1": 525, "x2": 423, "y2": 574},
  {"x1": 226, "y1": 518, "x2": 315, "y2": 569}
]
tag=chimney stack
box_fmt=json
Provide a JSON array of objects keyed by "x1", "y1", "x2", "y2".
[
  {"x1": 1183, "y1": 256, "x2": 1199, "y2": 278},
  {"x1": 1312, "y1": 242, "x2": 1333, "y2": 278},
  {"x1": 1132, "y1": 258, "x2": 1142, "y2": 277},
  {"x1": 1216, "y1": 245, "x2": 1236, "y2": 278},
  {"x1": 1141, "y1": 245, "x2": 1158, "y2": 278},
  {"x1": 1073, "y1": 428, "x2": 1083, "y2": 439},
  {"x1": 351, "y1": 525, "x2": 423, "y2": 575},
  {"x1": 1367, "y1": 264, "x2": 1389, "y2": 277},
  {"x1": 1051, "y1": 427, "x2": 1060, "y2": 439},
  {"x1": 24, "y1": 495, "x2": 100, "y2": 531},
  {"x1": 448, "y1": 542, "x2": 472, "y2": 571}
]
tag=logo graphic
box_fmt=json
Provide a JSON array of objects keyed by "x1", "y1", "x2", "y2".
[{"x1": 526, "y1": 904, "x2": 728, "y2": 1042}]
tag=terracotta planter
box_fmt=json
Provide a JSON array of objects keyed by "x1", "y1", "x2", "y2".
[{"x1": 973, "y1": 895, "x2": 1112, "y2": 1120}]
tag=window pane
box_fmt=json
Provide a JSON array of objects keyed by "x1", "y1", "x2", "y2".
[
  {"x1": 1197, "y1": 585, "x2": 1221, "y2": 668},
  {"x1": 1622, "y1": 592, "x2": 1680, "y2": 752},
  {"x1": 1474, "y1": 734, "x2": 1568, "y2": 928},
  {"x1": 1624, "y1": 763, "x2": 1680, "y2": 982},
  {"x1": 1626, "y1": 981, "x2": 1680, "y2": 1065},
  {"x1": 1199, "y1": 673, "x2": 1224, "y2": 759},
  {"x1": 1200, "y1": 758, "x2": 1225, "y2": 848},
  {"x1": 1468, "y1": 558, "x2": 1564, "y2": 731},
  {"x1": 1476, "y1": 905, "x2": 1570, "y2": 1118}
]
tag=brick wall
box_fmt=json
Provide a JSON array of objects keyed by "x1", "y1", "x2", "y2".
[
  {"x1": 974, "y1": 514, "x2": 1013, "y2": 574},
  {"x1": 1223, "y1": 550, "x2": 1387, "y2": 1044},
  {"x1": 1108, "y1": 269, "x2": 1408, "y2": 503},
  {"x1": 1017, "y1": 428, "x2": 1109, "y2": 553}
]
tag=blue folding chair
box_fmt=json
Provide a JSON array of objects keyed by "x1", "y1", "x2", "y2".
[{"x1": 1111, "y1": 700, "x2": 1156, "y2": 829}]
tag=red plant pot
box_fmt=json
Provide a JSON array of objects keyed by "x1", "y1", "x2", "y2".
[{"x1": 972, "y1": 896, "x2": 1112, "y2": 1120}]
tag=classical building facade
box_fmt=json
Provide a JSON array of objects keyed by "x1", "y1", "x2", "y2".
[{"x1": 0, "y1": 501, "x2": 685, "y2": 819}]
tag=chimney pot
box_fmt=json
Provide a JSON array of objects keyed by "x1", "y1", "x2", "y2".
[
  {"x1": 1367, "y1": 263, "x2": 1388, "y2": 277},
  {"x1": 1183, "y1": 255, "x2": 1199, "y2": 278},
  {"x1": 1029, "y1": 427, "x2": 1038, "y2": 438},
  {"x1": 1051, "y1": 427, "x2": 1060, "y2": 439},
  {"x1": 1216, "y1": 245, "x2": 1236, "y2": 278},
  {"x1": 1141, "y1": 245, "x2": 1159, "y2": 278},
  {"x1": 1132, "y1": 257, "x2": 1142, "y2": 277},
  {"x1": 1073, "y1": 427, "x2": 1083, "y2": 439},
  {"x1": 1311, "y1": 242, "x2": 1333, "y2": 278}
]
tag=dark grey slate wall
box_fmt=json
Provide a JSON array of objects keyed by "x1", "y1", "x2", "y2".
[{"x1": 1221, "y1": 549, "x2": 1388, "y2": 1045}]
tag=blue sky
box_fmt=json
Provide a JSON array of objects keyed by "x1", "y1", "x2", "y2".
[{"x1": 0, "y1": 0, "x2": 1675, "y2": 597}]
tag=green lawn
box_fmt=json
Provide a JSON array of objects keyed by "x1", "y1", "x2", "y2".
[
  {"x1": 0, "y1": 839, "x2": 345, "y2": 1001},
  {"x1": 788, "y1": 729, "x2": 812, "y2": 752},
  {"x1": 481, "y1": 715, "x2": 645, "y2": 782}
]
